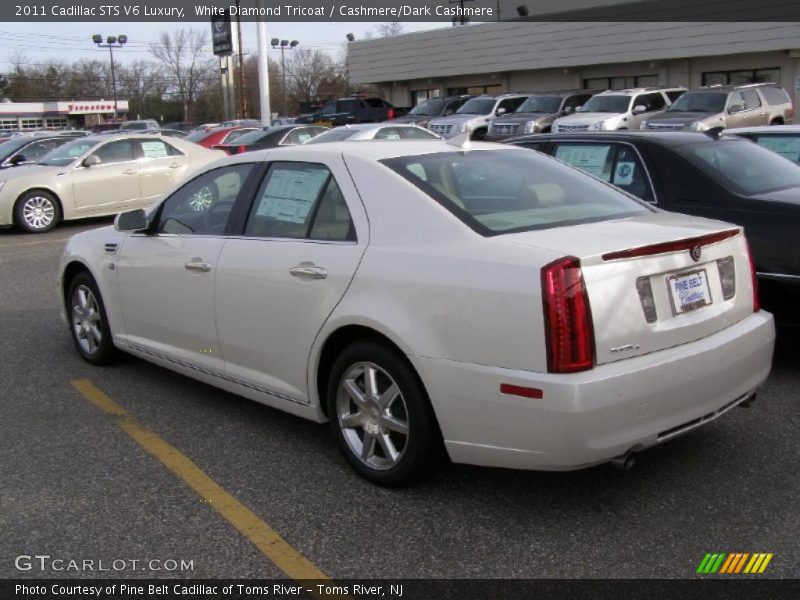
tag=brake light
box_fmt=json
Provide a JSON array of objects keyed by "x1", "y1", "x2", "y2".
[
  {"x1": 541, "y1": 256, "x2": 595, "y2": 373},
  {"x1": 745, "y1": 239, "x2": 760, "y2": 312},
  {"x1": 235, "y1": 145, "x2": 246, "y2": 154},
  {"x1": 387, "y1": 108, "x2": 395, "y2": 120},
  {"x1": 602, "y1": 229, "x2": 738, "y2": 261}
]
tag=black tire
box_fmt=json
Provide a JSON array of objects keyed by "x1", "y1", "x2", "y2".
[
  {"x1": 471, "y1": 128, "x2": 488, "y2": 141},
  {"x1": 14, "y1": 190, "x2": 61, "y2": 233},
  {"x1": 770, "y1": 119, "x2": 784, "y2": 126},
  {"x1": 66, "y1": 272, "x2": 117, "y2": 365},
  {"x1": 327, "y1": 341, "x2": 443, "y2": 486}
]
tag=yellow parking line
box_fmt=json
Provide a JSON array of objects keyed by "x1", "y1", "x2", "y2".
[{"x1": 70, "y1": 378, "x2": 330, "y2": 581}]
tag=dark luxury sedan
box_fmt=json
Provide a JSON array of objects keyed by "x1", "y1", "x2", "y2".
[
  {"x1": 505, "y1": 131, "x2": 800, "y2": 291},
  {"x1": 211, "y1": 125, "x2": 327, "y2": 154}
]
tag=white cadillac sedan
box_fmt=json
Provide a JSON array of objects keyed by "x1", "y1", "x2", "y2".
[
  {"x1": 58, "y1": 140, "x2": 775, "y2": 485},
  {"x1": 0, "y1": 134, "x2": 223, "y2": 233}
]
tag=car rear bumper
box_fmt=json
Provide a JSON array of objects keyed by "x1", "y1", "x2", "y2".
[{"x1": 415, "y1": 311, "x2": 775, "y2": 470}]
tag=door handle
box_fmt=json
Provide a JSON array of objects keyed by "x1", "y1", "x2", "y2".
[
  {"x1": 185, "y1": 261, "x2": 212, "y2": 272},
  {"x1": 168, "y1": 163, "x2": 181, "y2": 169},
  {"x1": 122, "y1": 169, "x2": 137, "y2": 175},
  {"x1": 289, "y1": 263, "x2": 327, "y2": 279}
]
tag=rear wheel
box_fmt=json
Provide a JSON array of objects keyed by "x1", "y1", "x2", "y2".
[
  {"x1": 327, "y1": 341, "x2": 442, "y2": 486},
  {"x1": 770, "y1": 118, "x2": 784, "y2": 126},
  {"x1": 67, "y1": 272, "x2": 117, "y2": 365},
  {"x1": 15, "y1": 190, "x2": 60, "y2": 233}
]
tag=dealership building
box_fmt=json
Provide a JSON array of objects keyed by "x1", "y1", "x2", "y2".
[
  {"x1": 0, "y1": 99, "x2": 129, "y2": 131},
  {"x1": 348, "y1": 22, "x2": 800, "y2": 108}
]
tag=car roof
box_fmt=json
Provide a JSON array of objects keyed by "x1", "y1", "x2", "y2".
[
  {"x1": 222, "y1": 139, "x2": 526, "y2": 163},
  {"x1": 507, "y1": 131, "x2": 751, "y2": 148}
]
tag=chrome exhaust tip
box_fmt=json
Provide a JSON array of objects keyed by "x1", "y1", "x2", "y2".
[{"x1": 610, "y1": 451, "x2": 636, "y2": 471}]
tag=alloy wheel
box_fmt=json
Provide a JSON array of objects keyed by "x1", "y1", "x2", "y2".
[
  {"x1": 22, "y1": 196, "x2": 55, "y2": 231},
  {"x1": 336, "y1": 362, "x2": 410, "y2": 471},
  {"x1": 71, "y1": 284, "x2": 103, "y2": 356}
]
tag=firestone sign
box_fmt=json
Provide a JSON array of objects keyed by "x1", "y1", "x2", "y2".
[{"x1": 67, "y1": 103, "x2": 116, "y2": 114}]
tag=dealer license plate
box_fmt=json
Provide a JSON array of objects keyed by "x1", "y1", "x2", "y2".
[{"x1": 667, "y1": 269, "x2": 712, "y2": 315}]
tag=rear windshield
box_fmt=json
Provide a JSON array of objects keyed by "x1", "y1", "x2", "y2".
[
  {"x1": 667, "y1": 92, "x2": 727, "y2": 113},
  {"x1": 516, "y1": 96, "x2": 562, "y2": 114},
  {"x1": 580, "y1": 95, "x2": 630, "y2": 114},
  {"x1": 228, "y1": 128, "x2": 271, "y2": 144},
  {"x1": 305, "y1": 128, "x2": 359, "y2": 143},
  {"x1": 457, "y1": 98, "x2": 496, "y2": 115},
  {"x1": 678, "y1": 139, "x2": 800, "y2": 195},
  {"x1": 184, "y1": 131, "x2": 210, "y2": 143},
  {"x1": 381, "y1": 150, "x2": 651, "y2": 236}
]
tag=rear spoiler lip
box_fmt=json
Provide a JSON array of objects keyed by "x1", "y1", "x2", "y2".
[{"x1": 601, "y1": 229, "x2": 740, "y2": 261}]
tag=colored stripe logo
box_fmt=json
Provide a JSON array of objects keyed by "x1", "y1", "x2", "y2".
[{"x1": 696, "y1": 552, "x2": 773, "y2": 574}]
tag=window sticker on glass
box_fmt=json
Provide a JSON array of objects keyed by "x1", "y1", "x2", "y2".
[
  {"x1": 554, "y1": 145, "x2": 612, "y2": 179},
  {"x1": 755, "y1": 136, "x2": 800, "y2": 163},
  {"x1": 256, "y1": 168, "x2": 329, "y2": 223},
  {"x1": 141, "y1": 141, "x2": 168, "y2": 158},
  {"x1": 614, "y1": 161, "x2": 636, "y2": 185},
  {"x1": 297, "y1": 133, "x2": 311, "y2": 143}
]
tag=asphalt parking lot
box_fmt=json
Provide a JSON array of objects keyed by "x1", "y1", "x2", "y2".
[{"x1": 1, "y1": 219, "x2": 798, "y2": 580}]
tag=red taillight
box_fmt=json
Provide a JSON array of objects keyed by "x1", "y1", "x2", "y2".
[
  {"x1": 235, "y1": 144, "x2": 247, "y2": 154},
  {"x1": 387, "y1": 108, "x2": 395, "y2": 120},
  {"x1": 745, "y1": 238, "x2": 760, "y2": 312},
  {"x1": 541, "y1": 256, "x2": 595, "y2": 373}
]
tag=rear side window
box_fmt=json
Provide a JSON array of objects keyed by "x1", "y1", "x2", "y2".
[
  {"x1": 365, "y1": 98, "x2": 389, "y2": 108},
  {"x1": 138, "y1": 139, "x2": 183, "y2": 158},
  {"x1": 244, "y1": 162, "x2": 355, "y2": 241},
  {"x1": 759, "y1": 86, "x2": 791, "y2": 106},
  {"x1": 381, "y1": 150, "x2": 651, "y2": 236},
  {"x1": 742, "y1": 90, "x2": 762, "y2": 110},
  {"x1": 752, "y1": 135, "x2": 800, "y2": 163},
  {"x1": 552, "y1": 143, "x2": 654, "y2": 202}
]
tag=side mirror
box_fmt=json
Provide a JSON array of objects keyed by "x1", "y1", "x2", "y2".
[
  {"x1": 562, "y1": 106, "x2": 575, "y2": 115},
  {"x1": 114, "y1": 208, "x2": 148, "y2": 232},
  {"x1": 728, "y1": 104, "x2": 744, "y2": 114},
  {"x1": 632, "y1": 105, "x2": 647, "y2": 115},
  {"x1": 82, "y1": 155, "x2": 101, "y2": 168},
  {"x1": 496, "y1": 107, "x2": 507, "y2": 116},
  {"x1": 575, "y1": 105, "x2": 585, "y2": 112},
  {"x1": 9, "y1": 154, "x2": 27, "y2": 165}
]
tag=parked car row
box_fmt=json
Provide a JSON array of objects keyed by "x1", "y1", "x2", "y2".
[{"x1": 405, "y1": 82, "x2": 793, "y2": 141}]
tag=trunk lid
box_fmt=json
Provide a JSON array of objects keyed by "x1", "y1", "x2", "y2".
[{"x1": 501, "y1": 213, "x2": 755, "y2": 365}]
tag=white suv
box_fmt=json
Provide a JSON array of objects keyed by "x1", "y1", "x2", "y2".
[
  {"x1": 552, "y1": 87, "x2": 686, "y2": 132},
  {"x1": 427, "y1": 94, "x2": 529, "y2": 140}
]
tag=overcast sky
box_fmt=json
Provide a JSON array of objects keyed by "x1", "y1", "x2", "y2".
[{"x1": 0, "y1": 21, "x2": 447, "y2": 68}]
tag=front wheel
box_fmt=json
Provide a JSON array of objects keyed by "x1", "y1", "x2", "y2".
[
  {"x1": 327, "y1": 341, "x2": 442, "y2": 486},
  {"x1": 471, "y1": 128, "x2": 487, "y2": 141},
  {"x1": 67, "y1": 273, "x2": 117, "y2": 365},
  {"x1": 15, "y1": 190, "x2": 61, "y2": 233}
]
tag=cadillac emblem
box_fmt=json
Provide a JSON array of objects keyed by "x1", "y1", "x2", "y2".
[{"x1": 690, "y1": 245, "x2": 702, "y2": 262}]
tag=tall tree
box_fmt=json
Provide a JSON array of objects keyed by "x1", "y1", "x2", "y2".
[{"x1": 149, "y1": 28, "x2": 214, "y2": 121}]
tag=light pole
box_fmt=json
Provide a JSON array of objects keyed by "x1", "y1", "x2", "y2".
[
  {"x1": 92, "y1": 34, "x2": 127, "y2": 122},
  {"x1": 271, "y1": 38, "x2": 298, "y2": 117}
]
